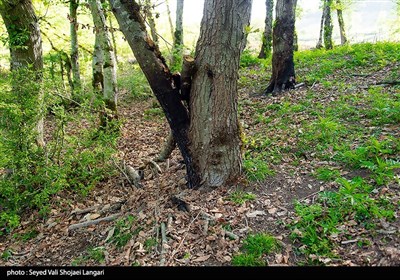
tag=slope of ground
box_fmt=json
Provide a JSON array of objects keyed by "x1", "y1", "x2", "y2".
[{"x1": 0, "y1": 43, "x2": 399, "y2": 267}]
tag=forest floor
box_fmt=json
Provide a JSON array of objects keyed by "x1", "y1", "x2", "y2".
[{"x1": 1, "y1": 44, "x2": 399, "y2": 267}]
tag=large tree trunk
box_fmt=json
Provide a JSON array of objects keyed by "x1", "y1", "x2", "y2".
[
  {"x1": 70, "y1": 0, "x2": 81, "y2": 91},
  {"x1": 109, "y1": 0, "x2": 200, "y2": 188},
  {"x1": 171, "y1": 0, "x2": 184, "y2": 69},
  {"x1": 92, "y1": 31, "x2": 104, "y2": 92},
  {"x1": 189, "y1": 0, "x2": 252, "y2": 188},
  {"x1": 324, "y1": 0, "x2": 333, "y2": 50},
  {"x1": 258, "y1": 0, "x2": 274, "y2": 59},
  {"x1": 336, "y1": 0, "x2": 348, "y2": 45},
  {"x1": 89, "y1": 0, "x2": 118, "y2": 118},
  {"x1": 265, "y1": 0, "x2": 297, "y2": 95},
  {"x1": 316, "y1": 0, "x2": 327, "y2": 49},
  {"x1": 0, "y1": 0, "x2": 44, "y2": 148}
]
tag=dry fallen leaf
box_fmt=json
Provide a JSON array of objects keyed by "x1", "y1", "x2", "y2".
[
  {"x1": 246, "y1": 210, "x2": 266, "y2": 218},
  {"x1": 193, "y1": 255, "x2": 211, "y2": 262}
]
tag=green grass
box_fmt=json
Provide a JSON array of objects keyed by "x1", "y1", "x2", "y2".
[
  {"x1": 227, "y1": 190, "x2": 256, "y2": 205},
  {"x1": 232, "y1": 233, "x2": 280, "y2": 266}
]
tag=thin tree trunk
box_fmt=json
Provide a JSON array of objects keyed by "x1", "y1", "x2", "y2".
[
  {"x1": 324, "y1": 0, "x2": 333, "y2": 50},
  {"x1": 336, "y1": 0, "x2": 348, "y2": 45},
  {"x1": 0, "y1": 0, "x2": 44, "y2": 148},
  {"x1": 109, "y1": 0, "x2": 201, "y2": 188},
  {"x1": 89, "y1": 0, "x2": 118, "y2": 120},
  {"x1": 316, "y1": 0, "x2": 327, "y2": 49},
  {"x1": 265, "y1": 0, "x2": 297, "y2": 95},
  {"x1": 108, "y1": 14, "x2": 119, "y2": 64},
  {"x1": 258, "y1": 0, "x2": 274, "y2": 59},
  {"x1": 171, "y1": 0, "x2": 184, "y2": 69},
  {"x1": 92, "y1": 31, "x2": 104, "y2": 92},
  {"x1": 165, "y1": 0, "x2": 175, "y2": 40},
  {"x1": 189, "y1": 0, "x2": 252, "y2": 188},
  {"x1": 70, "y1": 0, "x2": 81, "y2": 91},
  {"x1": 145, "y1": 0, "x2": 159, "y2": 45}
]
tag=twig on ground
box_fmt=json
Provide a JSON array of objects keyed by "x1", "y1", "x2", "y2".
[{"x1": 67, "y1": 213, "x2": 121, "y2": 232}]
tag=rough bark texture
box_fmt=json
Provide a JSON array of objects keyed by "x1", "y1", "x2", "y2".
[
  {"x1": 0, "y1": 0, "x2": 44, "y2": 147},
  {"x1": 258, "y1": 0, "x2": 274, "y2": 59},
  {"x1": 316, "y1": 0, "x2": 327, "y2": 49},
  {"x1": 109, "y1": 0, "x2": 201, "y2": 188},
  {"x1": 265, "y1": 0, "x2": 297, "y2": 95},
  {"x1": 70, "y1": 0, "x2": 81, "y2": 90},
  {"x1": 336, "y1": 0, "x2": 348, "y2": 45},
  {"x1": 89, "y1": 0, "x2": 118, "y2": 116},
  {"x1": 324, "y1": 0, "x2": 333, "y2": 50},
  {"x1": 189, "y1": 0, "x2": 252, "y2": 188}
]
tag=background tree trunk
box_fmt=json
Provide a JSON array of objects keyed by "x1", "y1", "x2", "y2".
[
  {"x1": 0, "y1": 0, "x2": 44, "y2": 147},
  {"x1": 316, "y1": 0, "x2": 327, "y2": 49},
  {"x1": 258, "y1": 0, "x2": 274, "y2": 59},
  {"x1": 171, "y1": 0, "x2": 184, "y2": 69},
  {"x1": 70, "y1": 0, "x2": 81, "y2": 91},
  {"x1": 189, "y1": 0, "x2": 252, "y2": 188},
  {"x1": 92, "y1": 31, "x2": 104, "y2": 92},
  {"x1": 324, "y1": 0, "x2": 333, "y2": 49},
  {"x1": 165, "y1": 0, "x2": 175, "y2": 40},
  {"x1": 89, "y1": 0, "x2": 118, "y2": 120},
  {"x1": 265, "y1": 0, "x2": 297, "y2": 95},
  {"x1": 144, "y1": 0, "x2": 159, "y2": 45},
  {"x1": 336, "y1": 0, "x2": 348, "y2": 45}
]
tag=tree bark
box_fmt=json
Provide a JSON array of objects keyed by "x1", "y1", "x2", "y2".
[
  {"x1": 336, "y1": 0, "x2": 348, "y2": 45},
  {"x1": 89, "y1": 0, "x2": 118, "y2": 120},
  {"x1": 70, "y1": 0, "x2": 82, "y2": 91},
  {"x1": 189, "y1": 0, "x2": 252, "y2": 188},
  {"x1": 92, "y1": 31, "x2": 104, "y2": 92},
  {"x1": 316, "y1": 0, "x2": 327, "y2": 49},
  {"x1": 108, "y1": 14, "x2": 119, "y2": 64},
  {"x1": 324, "y1": 0, "x2": 333, "y2": 50},
  {"x1": 265, "y1": 0, "x2": 297, "y2": 95},
  {"x1": 258, "y1": 0, "x2": 274, "y2": 59},
  {"x1": 144, "y1": 0, "x2": 159, "y2": 45},
  {"x1": 109, "y1": 0, "x2": 200, "y2": 188},
  {"x1": 0, "y1": 0, "x2": 44, "y2": 148},
  {"x1": 171, "y1": 0, "x2": 184, "y2": 69}
]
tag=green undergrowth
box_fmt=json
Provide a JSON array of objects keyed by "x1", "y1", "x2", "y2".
[
  {"x1": 232, "y1": 233, "x2": 280, "y2": 266},
  {"x1": 240, "y1": 42, "x2": 400, "y2": 265}
]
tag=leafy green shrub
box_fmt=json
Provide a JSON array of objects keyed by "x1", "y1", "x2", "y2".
[{"x1": 240, "y1": 50, "x2": 260, "y2": 68}]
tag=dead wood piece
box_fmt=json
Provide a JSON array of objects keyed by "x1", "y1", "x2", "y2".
[
  {"x1": 294, "y1": 82, "x2": 305, "y2": 89},
  {"x1": 224, "y1": 230, "x2": 239, "y2": 240},
  {"x1": 160, "y1": 222, "x2": 167, "y2": 266},
  {"x1": 155, "y1": 131, "x2": 176, "y2": 162},
  {"x1": 148, "y1": 160, "x2": 162, "y2": 173},
  {"x1": 68, "y1": 213, "x2": 121, "y2": 232},
  {"x1": 71, "y1": 206, "x2": 98, "y2": 216},
  {"x1": 341, "y1": 239, "x2": 359, "y2": 245},
  {"x1": 374, "y1": 80, "x2": 400, "y2": 86},
  {"x1": 125, "y1": 165, "x2": 144, "y2": 188},
  {"x1": 180, "y1": 55, "x2": 196, "y2": 108}
]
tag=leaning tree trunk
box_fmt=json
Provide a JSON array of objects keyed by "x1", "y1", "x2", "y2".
[
  {"x1": 89, "y1": 0, "x2": 118, "y2": 121},
  {"x1": 258, "y1": 0, "x2": 274, "y2": 59},
  {"x1": 324, "y1": 0, "x2": 333, "y2": 50},
  {"x1": 265, "y1": 0, "x2": 297, "y2": 95},
  {"x1": 189, "y1": 0, "x2": 252, "y2": 188},
  {"x1": 316, "y1": 0, "x2": 327, "y2": 49},
  {"x1": 171, "y1": 0, "x2": 184, "y2": 69},
  {"x1": 109, "y1": 0, "x2": 200, "y2": 188},
  {"x1": 336, "y1": 0, "x2": 348, "y2": 45},
  {"x1": 70, "y1": 0, "x2": 81, "y2": 91},
  {"x1": 0, "y1": 0, "x2": 44, "y2": 148}
]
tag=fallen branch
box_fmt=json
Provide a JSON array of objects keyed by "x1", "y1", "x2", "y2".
[
  {"x1": 71, "y1": 206, "x2": 98, "y2": 216},
  {"x1": 154, "y1": 131, "x2": 176, "y2": 162},
  {"x1": 148, "y1": 160, "x2": 162, "y2": 174},
  {"x1": 159, "y1": 222, "x2": 167, "y2": 266},
  {"x1": 294, "y1": 82, "x2": 305, "y2": 89},
  {"x1": 68, "y1": 213, "x2": 121, "y2": 232},
  {"x1": 374, "y1": 80, "x2": 400, "y2": 86}
]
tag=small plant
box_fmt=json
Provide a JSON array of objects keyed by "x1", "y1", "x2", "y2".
[
  {"x1": 87, "y1": 247, "x2": 105, "y2": 263},
  {"x1": 227, "y1": 190, "x2": 256, "y2": 205},
  {"x1": 108, "y1": 215, "x2": 140, "y2": 248},
  {"x1": 315, "y1": 167, "x2": 341, "y2": 181},
  {"x1": 232, "y1": 232, "x2": 279, "y2": 266},
  {"x1": 144, "y1": 238, "x2": 157, "y2": 251},
  {"x1": 243, "y1": 158, "x2": 275, "y2": 181},
  {"x1": 1, "y1": 249, "x2": 12, "y2": 261},
  {"x1": 143, "y1": 107, "x2": 164, "y2": 120},
  {"x1": 241, "y1": 233, "x2": 280, "y2": 257},
  {"x1": 240, "y1": 50, "x2": 260, "y2": 68},
  {"x1": 232, "y1": 253, "x2": 266, "y2": 266}
]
